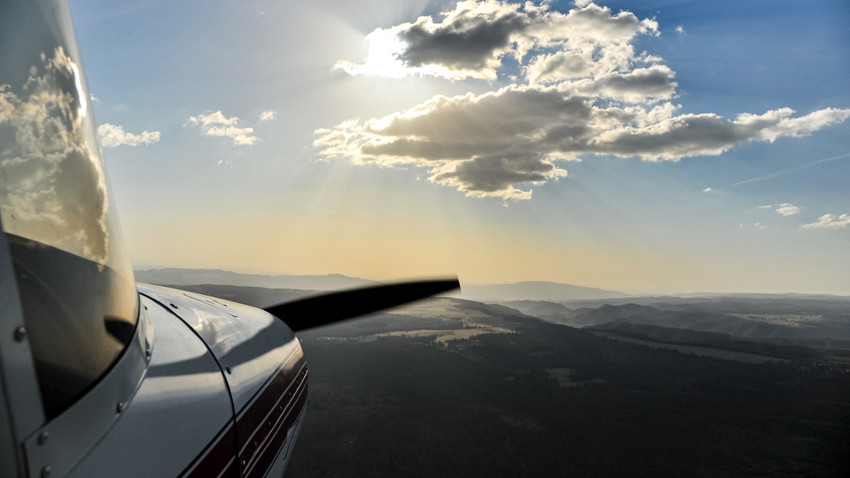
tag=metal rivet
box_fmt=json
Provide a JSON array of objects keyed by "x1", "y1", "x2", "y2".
[
  {"x1": 37, "y1": 431, "x2": 49, "y2": 445},
  {"x1": 116, "y1": 402, "x2": 126, "y2": 413},
  {"x1": 240, "y1": 459, "x2": 246, "y2": 468},
  {"x1": 13, "y1": 326, "x2": 26, "y2": 342},
  {"x1": 267, "y1": 421, "x2": 272, "y2": 429},
  {"x1": 253, "y1": 441, "x2": 258, "y2": 449},
  {"x1": 41, "y1": 466, "x2": 52, "y2": 478},
  {"x1": 277, "y1": 405, "x2": 283, "y2": 412}
]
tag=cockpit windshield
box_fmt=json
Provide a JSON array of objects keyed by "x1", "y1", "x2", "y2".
[{"x1": 0, "y1": 1, "x2": 137, "y2": 419}]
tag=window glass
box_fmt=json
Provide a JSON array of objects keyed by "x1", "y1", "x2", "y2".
[{"x1": 0, "y1": 0, "x2": 137, "y2": 419}]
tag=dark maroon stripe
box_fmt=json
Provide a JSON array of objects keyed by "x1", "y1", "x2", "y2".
[
  {"x1": 181, "y1": 420, "x2": 237, "y2": 478},
  {"x1": 235, "y1": 346, "x2": 303, "y2": 438},
  {"x1": 244, "y1": 382, "x2": 308, "y2": 478},
  {"x1": 237, "y1": 359, "x2": 308, "y2": 473},
  {"x1": 178, "y1": 360, "x2": 307, "y2": 478},
  {"x1": 236, "y1": 355, "x2": 305, "y2": 451}
]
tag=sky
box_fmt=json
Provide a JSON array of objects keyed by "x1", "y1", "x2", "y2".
[{"x1": 66, "y1": 0, "x2": 850, "y2": 295}]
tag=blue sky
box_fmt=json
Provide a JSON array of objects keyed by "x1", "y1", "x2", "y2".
[{"x1": 67, "y1": 0, "x2": 850, "y2": 294}]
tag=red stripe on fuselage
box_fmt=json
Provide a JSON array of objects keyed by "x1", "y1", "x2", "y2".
[
  {"x1": 244, "y1": 383, "x2": 308, "y2": 478},
  {"x1": 238, "y1": 357, "x2": 308, "y2": 476},
  {"x1": 178, "y1": 355, "x2": 308, "y2": 477},
  {"x1": 181, "y1": 420, "x2": 237, "y2": 478}
]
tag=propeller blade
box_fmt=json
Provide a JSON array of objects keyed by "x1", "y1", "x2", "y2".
[{"x1": 265, "y1": 278, "x2": 460, "y2": 332}]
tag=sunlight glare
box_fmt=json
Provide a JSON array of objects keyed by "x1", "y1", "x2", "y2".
[{"x1": 333, "y1": 27, "x2": 410, "y2": 78}]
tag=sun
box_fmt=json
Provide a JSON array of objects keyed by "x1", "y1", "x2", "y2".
[{"x1": 333, "y1": 27, "x2": 410, "y2": 79}]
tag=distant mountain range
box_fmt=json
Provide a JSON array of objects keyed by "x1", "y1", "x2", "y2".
[
  {"x1": 134, "y1": 268, "x2": 847, "y2": 311},
  {"x1": 501, "y1": 299, "x2": 850, "y2": 345},
  {"x1": 148, "y1": 278, "x2": 850, "y2": 351},
  {"x1": 133, "y1": 268, "x2": 377, "y2": 291},
  {"x1": 460, "y1": 281, "x2": 627, "y2": 302},
  {"x1": 134, "y1": 268, "x2": 627, "y2": 302}
]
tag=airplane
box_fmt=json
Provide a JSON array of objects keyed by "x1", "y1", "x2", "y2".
[{"x1": 0, "y1": 1, "x2": 459, "y2": 476}]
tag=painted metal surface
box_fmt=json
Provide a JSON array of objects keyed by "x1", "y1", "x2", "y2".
[
  {"x1": 262, "y1": 407, "x2": 307, "y2": 478},
  {"x1": 18, "y1": 285, "x2": 308, "y2": 478},
  {"x1": 137, "y1": 284, "x2": 301, "y2": 413},
  {"x1": 0, "y1": 220, "x2": 45, "y2": 478},
  {"x1": 237, "y1": 356, "x2": 307, "y2": 477},
  {"x1": 138, "y1": 284, "x2": 308, "y2": 477},
  {"x1": 22, "y1": 297, "x2": 150, "y2": 478},
  {"x1": 63, "y1": 295, "x2": 233, "y2": 476}
]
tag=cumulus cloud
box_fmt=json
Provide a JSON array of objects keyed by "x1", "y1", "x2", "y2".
[
  {"x1": 759, "y1": 203, "x2": 802, "y2": 216},
  {"x1": 316, "y1": 86, "x2": 583, "y2": 198},
  {"x1": 259, "y1": 110, "x2": 277, "y2": 121},
  {"x1": 187, "y1": 111, "x2": 257, "y2": 146},
  {"x1": 802, "y1": 213, "x2": 850, "y2": 229},
  {"x1": 702, "y1": 187, "x2": 712, "y2": 192},
  {"x1": 337, "y1": 0, "x2": 658, "y2": 82},
  {"x1": 316, "y1": 83, "x2": 848, "y2": 198},
  {"x1": 317, "y1": 1, "x2": 850, "y2": 199},
  {"x1": 98, "y1": 123, "x2": 160, "y2": 147},
  {"x1": 591, "y1": 108, "x2": 850, "y2": 161},
  {"x1": 775, "y1": 203, "x2": 801, "y2": 216},
  {"x1": 0, "y1": 48, "x2": 111, "y2": 263},
  {"x1": 554, "y1": 65, "x2": 677, "y2": 102}
]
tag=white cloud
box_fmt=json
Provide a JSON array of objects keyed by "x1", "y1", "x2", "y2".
[
  {"x1": 740, "y1": 107, "x2": 850, "y2": 142},
  {"x1": 316, "y1": 83, "x2": 849, "y2": 198},
  {"x1": 802, "y1": 213, "x2": 850, "y2": 229},
  {"x1": 188, "y1": 110, "x2": 238, "y2": 126},
  {"x1": 702, "y1": 187, "x2": 712, "y2": 192},
  {"x1": 754, "y1": 222, "x2": 767, "y2": 230},
  {"x1": 316, "y1": 1, "x2": 850, "y2": 200},
  {"x1": 675, "y1": 25, "x2": 685, "y2": 34},
  {"x1": 259, "y1": 110, "x2": 277, "y2": 121},
  {"x1": 187, "y1": 111, "x2": 257, "y2": 146},
  {"x1": 774, "y1": 203, "x2": 801, "y2": 216},
  {"x1": 554, "y1": 65, "x2": 678, "y2": 102},
  {"x1": 337, "y1": 0, "x2": 658, "y2": 82},
  {"x1": 759, "y1": 203, "x2": 802, "y2": 216},
  {"x1": 0, "y1": 47, "x2": 110, "y2": 263},
  {"x1": 98, "y1": 123, "x2": 160, "y2": 147},
  {"x1": 592, "y1": 108, "x2": 850, "y2": 161}
]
